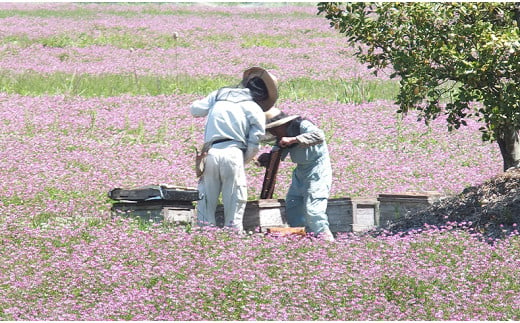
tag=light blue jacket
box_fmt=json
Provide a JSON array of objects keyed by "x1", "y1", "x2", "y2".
[{"x1": 282, "y1": 119, "x2": 332, "y2": 199}]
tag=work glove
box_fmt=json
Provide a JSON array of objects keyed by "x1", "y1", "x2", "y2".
[{"x1": 256, "y1": 152, "x2": 271, "y2": 168}]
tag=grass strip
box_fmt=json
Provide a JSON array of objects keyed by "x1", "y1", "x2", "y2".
[{"x1": 0, "y1": 71, "x2": 398, "y2": 102}]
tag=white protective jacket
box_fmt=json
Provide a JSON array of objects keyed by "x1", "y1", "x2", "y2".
[{"x1": 190, "y1": 87, "x2": 266, "y2": 163}]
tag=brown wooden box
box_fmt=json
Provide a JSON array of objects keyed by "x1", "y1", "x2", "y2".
[{"x1": 265, "y1": 227, "x2": 306, "y2": 237}]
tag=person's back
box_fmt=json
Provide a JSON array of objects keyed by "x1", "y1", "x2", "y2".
[{"x1": 202, "y1": 87, "x2": 264, "y2": 153}]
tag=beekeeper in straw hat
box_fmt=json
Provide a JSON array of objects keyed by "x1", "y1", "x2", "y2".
[
  {"x1": 190, "y1": 67, "x2": 278, "y2": 232},
  {"x1": 258, "y1": 108, "x2": 334, "y2": 241}
]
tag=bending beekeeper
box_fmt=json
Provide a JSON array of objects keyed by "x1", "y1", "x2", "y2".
[
  {"x1": 257, "y1": 108, "x2": 334, "y2": 241},
  {"x1": 190, "y1": 67, "x2": 278, "y2": 232}
]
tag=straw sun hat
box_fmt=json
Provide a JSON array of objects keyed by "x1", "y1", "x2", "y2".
[
  {"x1": 242, "y1": 67, "x2": 279, "y2": 111},
  {"x1": 264, "y1": 107, "x2": 299, "y2": 129}
]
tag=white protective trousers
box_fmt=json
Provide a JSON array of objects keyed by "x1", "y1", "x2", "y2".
[{"x1": 196, "y1": 146, "x2": 247, "y2": 232}]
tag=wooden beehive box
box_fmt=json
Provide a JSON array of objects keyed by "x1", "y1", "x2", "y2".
[
  {"x1": 215, "y1": 199, "x2": 287, "y2": 232},
  {"x1": 109, "y1": 185, "x2": 199, "y2": 225},
  {"x1": 377, "y1": 191, "x2": 441, "y2": 228},
  {"x1": 326, "y1": 197, "x2": 380, "y2": 233},
  {"x1": 111, "y1": 200, "x2": 195, "y2": 225}
]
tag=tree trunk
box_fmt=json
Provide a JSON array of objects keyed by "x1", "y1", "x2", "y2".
[
  {"x1": 514, "y1": 3, "x2": 520, "y2": 29},
  {"x1": 496, "y1": 126, "x2": 520, "y2": 171}
]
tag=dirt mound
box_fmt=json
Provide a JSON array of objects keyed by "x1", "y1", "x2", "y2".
[{"x1": 383, "y1": 168, "x2": 520, "y2": 241}]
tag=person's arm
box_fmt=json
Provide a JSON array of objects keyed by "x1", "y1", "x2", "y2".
[
  {"x1": 190, "y1": 90, "x2": 218, "y2": 117},
  {"x1": 278, "y1": 120, "x2": 325, "y2": 148},
  {"x1": 295, "y1": 120, "x2": 325, "y2": 147},
  {"x1": 295, "y1": 131, "x2": 325, "y2": 147},
  {"x1": 244, "y1": 105, "x2": 266, "y2": 163}
]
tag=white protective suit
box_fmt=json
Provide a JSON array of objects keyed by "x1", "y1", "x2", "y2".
[{"x1": 190, "y1": 87, "x2": 266, "y2": 231}]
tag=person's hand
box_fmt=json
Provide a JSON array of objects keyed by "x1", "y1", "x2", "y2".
[
  {"x1": 256, "y1": 153, "x2": 271, "y2": 167},
  {"x1": 278, "y1": 137, "x2": 298, "y2": 148}
]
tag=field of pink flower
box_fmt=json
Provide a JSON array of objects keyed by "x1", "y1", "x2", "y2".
[
  {"x1": 2, "y1": 222, "x2": 520, "y2": 321},
  {"x1": 0, "y1": 2, "x2": 381, "y2": 81},
  {"x1": 0, "y1": 3, "x2": 517, "y2": 321}
]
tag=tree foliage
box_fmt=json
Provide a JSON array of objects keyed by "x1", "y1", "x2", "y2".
[{"x1": 317, "y1": 2, "x2": 520, "y2": 149}]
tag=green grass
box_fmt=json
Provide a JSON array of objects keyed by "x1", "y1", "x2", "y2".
[
  {"x1": 0, "y1": 31, "x2": 190, "y2": 49},
  {"x1": 0, "y1": 3, "x2": 317, "y2": 19},
  {"x1": 0, "y1": 71, "x2": 398, "y2": 102},
  {"x1": 283, "y1": 77, "x2": 399, "y2": 103},
  {"x1": 0, "y1": 8, "x2": 97, "y2": 19},
  {"x1": 241, "y1": 34, "x2": 298, "y2": 48},
  {"x1": 2, "y1": 30, "x2": 328, "y2": 51}
]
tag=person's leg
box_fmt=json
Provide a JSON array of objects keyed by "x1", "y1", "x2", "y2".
[
  {"x1": 285, "y1": 171, "x2": 306, "y2": 227},
  {"x1": 305, "y1": 161, "x2": 334, "y2": 240},
  {"x1": 220, "y1": 147, "x2": 247, "y2": 232},
  {"x1": 285, "y1": 193, "x2": 306, "y2": 227},
  {"x1": 196, "y1": 150, "x2": 221, "y2": 227},
  {"x1": 305, "y1": 196, "x2": 333, "y2": 240}
]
